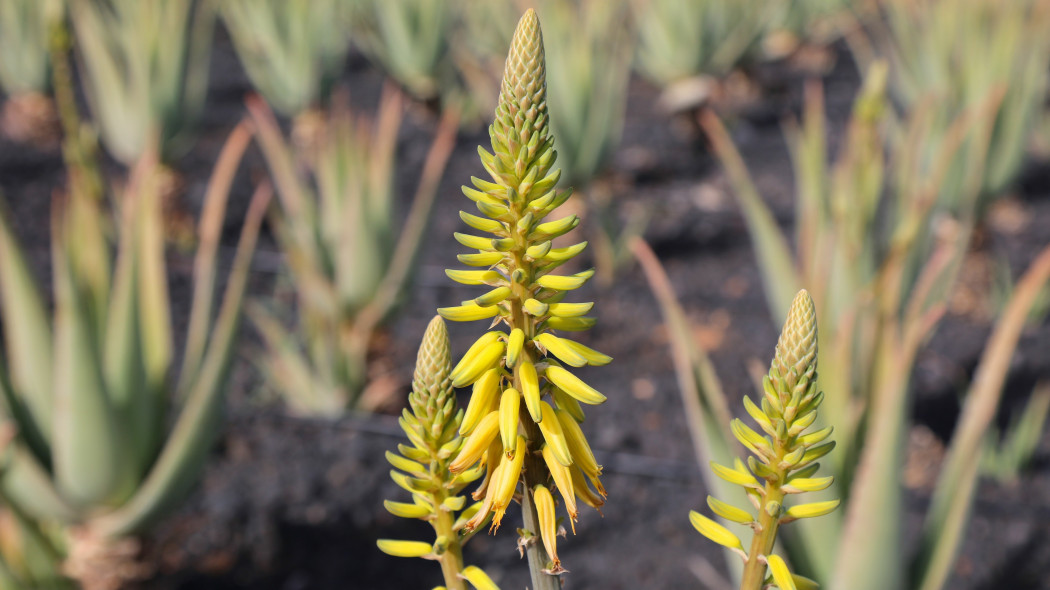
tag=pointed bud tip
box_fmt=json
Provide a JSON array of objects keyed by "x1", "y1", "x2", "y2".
[
  {"x1": 413, "y1": 315, "x2": 454, "y2": 415},
  {"x1": 773, "y1": 289, "x2": 818, "y2": 380}
]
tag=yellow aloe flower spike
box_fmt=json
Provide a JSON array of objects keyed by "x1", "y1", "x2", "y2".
[
  {"x1": 691, "y1": 291, "x2": 839, "y2": 590},
  {"x1": 438, "y1": 9, "x2": 611, "y2": 587},
  {"x1": 378, "y1": 316, "x2": 500, "y2": 590}
]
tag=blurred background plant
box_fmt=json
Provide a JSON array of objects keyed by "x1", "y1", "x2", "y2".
[
  {"x1": 859, "y1": 0, "x2": 1050, "y2": 213},
  {"x1": 979, "y1": 383, "x2": 1050, "y2": 484},
  {"x1": 448, "y1": 0, "x2": 518, "y2": 125},
  {"x1": 247, "y1": 88, "x2": 457, "y2": 415},
  {"x1": 0, "y1": 0, "x2": 63, "y2": 145},
  {"x1": 221, "y1": 0, "x2": 354, "y2": 124},
  {"x1": 69, "y1": 0, "x2": 215, "y2": 167},
  {"x1": 630, "y1": 0, "x2": 766, "y2": 113},
  {"x1": 352, "y1": 0, "x2": 463, "y2": 111},
  {"x1": 0, "y1": 123, "x2": 267, "y2": 590},
  {"x1": 761, "y1": 0, "x2": 854, "y2": 61},
  {"x1": 636, "y1": 61, "x2": 1050, "y2": 590},
  {"x1": 536, "y1": 0, "x2": 640, "y2": 284}
]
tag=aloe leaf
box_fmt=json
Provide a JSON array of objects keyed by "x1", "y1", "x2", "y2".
[
  {"x1": 0, "y1": 488, "x2": 68, "y2": 587},
  {"x1": 91, "y1": 183, "x2": 270, "y2": 538},
  {"x1": 0, "y1": 202, "x2": 53, "y2": 445},
  {"x1": 997, "y1": 383, "x2": 1050, "y2": 475},
  {"x1": 102, "y1": 200, "x2": 149, "y2": 481},
  {"x1": 911, "y1": 244, "x2": 1050, "y2": 590},
  {"x1": 178, "y1": 121, "x2": 253, "y2": 392},
  {"x1": 51, "y1": 211, "x2": 122, "y2": 507},
  {"x1": 248, "y1": 302, "x2": 337, "y2": 415},
  {"x1": 699, "y1": 110, "x2": 799, "y2": 322},
  {"x1": 357, "y1": 99, "x2": 459, "y2": 332},
  {"x1": 0, "y1": 443, "x2": 75, "y2": 524},
  {"x1": 128, "y1": 163, "x2": 173, "y2": 413},
  {"x1": 631, "y1": 237, "x2": 744, "y2": 581},
  {"x1": 829, "y1": 326, "x2": 909, "y2": 590}
]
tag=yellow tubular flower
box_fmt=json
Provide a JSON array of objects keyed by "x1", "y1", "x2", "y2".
[
  {"x1": 533, "y1": 485, "x2": 563, "y2": 573},
  {"x1": 438, "y1": 8, "x2": 611, "y2": 577}
]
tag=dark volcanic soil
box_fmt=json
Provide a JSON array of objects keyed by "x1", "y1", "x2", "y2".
[{"x1": 0, "y1": 28, "x2": 1048, "y2": 590}]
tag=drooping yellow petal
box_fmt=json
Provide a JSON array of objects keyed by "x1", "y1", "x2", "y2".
[
  {"x1": 706, "y1": 495, "x2": 753, "y2": 524},
  {"x1": 450, "y1": 411, "x2": 500, "y2": 473},
  {"x1": 519, "y1": 361, "x2": 542, "y2": 422},
  {"x1": 451, "y1": 339, "x2": 506, "y2": 388},
  {"x1": 505, "y1": 328, "x2": 525, "y2": 367},
  {"x1": 460, "y1": 368, "x2": 501, "y2": 435},
  {"x1": 460, "y1": 565, "x2": 501, "y2": 590},
  {"x1": 499, "y1": 388, "x2": 520, "y2": 453},
  {"x1": 533, "y1": 484, "x2": 560, "y2": 568},
  {"x1": 767, "y1": 554, "x2": 797, "y2": 590},
  {"x1": 688, "y1": 511, "x2": 744, "y2": 551},
  {"x1": 536, "y1": 401, "x2": 572, "y2": 466},
  {"x1": 376, "y1": 539, "x2": 433, "y2": 558},
  {"x1": 545, "y1": 366, "x2": 606, "y2": 405}
]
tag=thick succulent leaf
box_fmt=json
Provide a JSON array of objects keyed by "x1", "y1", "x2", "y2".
[
  {"x1": 0, "y1": 201, "x2": 53, "y2": 445},
  {"x1": 912, "y1": 244, "x2": 1050, "y2": 590},
  {"x1": 1, "y1": 444, "x2": 77, "y2": 523},
  {"x1": 52, "y1": 222, "x2": 123, "y2": 507},
  {"x1": 103, "y1": 203, "x2": 151, "y2": 480},
  {"x1": 91, "y1": 183, "x2": 270, "y2": 537},
  {"x1": 249, "y1": 302, "x2": 340, "y2": 414},
  {"x1": 135, "y1": 168, "x2": 174, "y2": 406},
  {"x1": 178, "y1": 121, "x2": 253, "y2": 392}
]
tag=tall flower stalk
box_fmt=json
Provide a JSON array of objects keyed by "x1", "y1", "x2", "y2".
[
  {"x1": 691, "y1": 290, "x2": 838, "y2": 590},
  {"x1": 377, "y1": 316, "x2": 498, "y2": 590},
  {"x1": 438, "y1": 9, "x2": 610, "y2": 587}
]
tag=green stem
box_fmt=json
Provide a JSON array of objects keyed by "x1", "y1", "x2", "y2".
[
  {"x1": 432, "y1": 506, "x2": 467, "y2": 590},
  {"x1": 739, "y1": 484, "x2": 784, "y2": 590},
  {"x1": 740, "y1": 427, "x2": 790, "y2": 590},
  {"x1": 521, "y1": 416, "x2": 560, "y2": 590}
]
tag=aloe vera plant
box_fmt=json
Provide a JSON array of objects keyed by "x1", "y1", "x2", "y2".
[
  {"x1": 221, "y1": 0, "x2": 353, "y2": 118},
  {"x1": 980, "y1": 383, "x2": 1050, "y2": 483},
  {"x1": 377, "y1": 316, "x2": 501, "y2": 590},
  {"x1": 762, "y1": 0, "x2": 852, "y2": 57},
  {"x1": 438, "y1": 10, "x2": 610, "y2": 587},
  {"x1": 0, "y1": 124, "x2": 268, "y2": 585},
  {"x1": 0, "y1": 0, "x2": 63, "y2": 144},
  {"x1": 864, "y1": 0, "x2": 1050, "y2": 210},
  {"x1": 691, "y1": 290, "x2": 838, "y2": 590},
  {"x1": 353, "y1": 0, "x2": 457, "y2": 104},
  {"x1": 247, "y1": 89, "x2": 457, "y2": 414},
  {"x1": 69, "y1": 0, "x2": 215, "y2": 165},
  {"x1": 631, "y1": 0, "x2": 766, "y2": 92},
  {"x1": 535, "y1": 0, "x2": 641, "y2": 283},
  {"x1": 637, "y1": 62, "x2": 1050, "y2": 590}
]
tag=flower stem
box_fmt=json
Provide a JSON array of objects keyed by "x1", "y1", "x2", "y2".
[
  {"x1": 739, "y1": 484, "x2": 784, "y2": 590},
  {"x1": 433, "y1": 506, "x2": 467, "y2": 590},
  {"x1": 521, "y1": 416, "x2": 560, "y2": 590}
]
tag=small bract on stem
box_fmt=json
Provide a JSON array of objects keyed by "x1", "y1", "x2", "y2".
[{"x1": 438, "y1": 8, "x2": 612, "y2": 588}]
